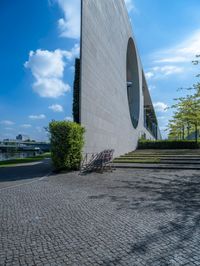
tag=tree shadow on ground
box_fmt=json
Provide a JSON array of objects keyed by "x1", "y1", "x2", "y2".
[{"x1": 89, "y1": 171, "x2": 200, "y2": 265}]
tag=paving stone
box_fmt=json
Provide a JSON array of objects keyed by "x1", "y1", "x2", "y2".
[{"x1": 0, "y1": 169, "x2": 200, "y2": 265}]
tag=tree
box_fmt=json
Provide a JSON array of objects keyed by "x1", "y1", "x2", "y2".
[
  {"x1": 167, "y1": 55, "x2": 200, "y2": 142},
  {"x1": 73, "y1": 58, "x2": 80, "y2": 123},
  {"x1": 168, "y1": 95, "x2": 200, "y2": 142}
]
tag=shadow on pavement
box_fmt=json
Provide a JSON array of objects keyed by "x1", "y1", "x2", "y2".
[
  {"x1": 0, "y1": 159, "x2": 52, "y2": 182},
  {"x1": 89, "y1": 171, "x2": 200, "y2": 265}
]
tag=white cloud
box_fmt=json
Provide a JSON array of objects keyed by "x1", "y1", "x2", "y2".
[
  {"x1": 145, "y1": 72, "x2": 154, "y2": 79},
  {"x1": 155, "y1": 56, "x2": 187, "y2": 64},
  {"x1": 154, "y1": 65, "x2": 183, "y2": 75},
  {"x1": 5, "y1": 127, "x2": 13, "y2": 131},
  {"x1": 153, "y1": 102, "x2": 168, "y2": 112},
  {"x1": 29, "y1": 114, "x2": 46, "y2": 120},
  {"x1": 48, "y1": 104, "x2": 63, "y2": 112},
  {"x1": 124, "y1": 0, "x2": 135, "y2": 13},
  {"x1": 154, "y1": 29, "x2": 200, "y2": 64},
  {"x1": 0, "y1": 120, "x2": 15, "y2": 126},
  {"x1": 25, "y1": 45, "x2": 79, "y2": 98},
  {"x1": 148, "y1": 85, "x2": 156, "y2": 91},
  {"x1": 65, "y1": 43, "x2": 80, "y2": 60},
  {"x1": 146, "y1": 65, "x2": 184, "y2": 79},
  {"x1": 64, "y1": 116, "x2": 73, "y2": 121},
  {"x1": 56, "y1": 0, "x2": 80, "y2": 39},
  {"x1": 32, "y1": 78, "x2": 70, "y2": 98},
  {"x1": 145, "y1": 29, "x2": 200, "y2": 84},
  {"x1": 20, "y1": 124, "x2": 32, "y2": 128}
]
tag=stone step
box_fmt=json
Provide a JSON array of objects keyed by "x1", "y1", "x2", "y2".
[
  {"x1": 113, "y1": 163, "x2": 200, "y2": 170},
  {"x1": 127, "y1": 151, "x2": 200, "y2": 154},
  {"x1": 127, "y1": 151, "x2": 200, "y2": 155},
  {"x1": 132, "y1": 149, "x2": 200, "y2": 152},
  {"x1": 120, "y1": 155, "x2": 200, "y2": 158},
  {"x1": 125, "y1": 153, "x2": 200, "y2": 157},
  {"x1": 114, "y1": 160, "x2": 200, "y2": 164},
  {"x1": 116, "y1": 156, "x2": 200, "y2": 162},
  {"x1": 114, "y1": 149, "x2": 200, "y2": 169},
  {"x1": 161, "y1": 159, "x2": 200, "y2": 163}
]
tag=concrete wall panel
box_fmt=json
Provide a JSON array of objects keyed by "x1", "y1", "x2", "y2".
[{"x1": 80, "y1": 0, "x2": 157, "y2": 156}]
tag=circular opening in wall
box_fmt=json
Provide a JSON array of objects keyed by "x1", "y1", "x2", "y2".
[{"x1": 126, "y1": 37, "x2": 140, "y2": 129}]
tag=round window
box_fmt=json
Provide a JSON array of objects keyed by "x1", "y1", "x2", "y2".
[{"x1": 126, "y1": 38, "x2": 140, "y2": 129}]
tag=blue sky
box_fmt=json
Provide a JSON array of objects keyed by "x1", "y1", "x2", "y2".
[{"x1": 0, "y1": 0, "x2": 200, "y2": 140}]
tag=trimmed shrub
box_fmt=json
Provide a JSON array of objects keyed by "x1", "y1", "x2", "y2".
[
  {"x1": 138, "y1": 140, "x2": 200, "y2": 149},
  {"x1": 49, "y1": 121, "x2": 85, "y2": 171}
]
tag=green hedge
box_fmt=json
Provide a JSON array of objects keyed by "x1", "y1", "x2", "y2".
[
  {"x1": 138, "y1": 140, "x2": 200, "y2": 149},
  {"x1": 49, "y1": 121, "x2": 85, "y2": 171}
]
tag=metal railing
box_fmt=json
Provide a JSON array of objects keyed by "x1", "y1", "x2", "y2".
[{"x1": 80, "y1": 149, "x2": 114, "y2": 174}]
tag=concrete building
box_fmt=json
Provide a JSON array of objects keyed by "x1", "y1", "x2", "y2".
[
  {"x1": 80, "y1": 0, "x2": 161, "y2": 157},
  {"x1": 16, "y1": 134, "x2": 30, "y2": 141}
]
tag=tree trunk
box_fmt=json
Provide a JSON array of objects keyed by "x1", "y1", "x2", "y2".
[
  {"x1": 182, "y1": 126, "x2": 185, "y2": 140},
  {"x1": 195, "y1": 123, "x2": 198, "y2": 143},
  {"x1": 187, "y1": 123, "x2": 190, "y2": 139}
]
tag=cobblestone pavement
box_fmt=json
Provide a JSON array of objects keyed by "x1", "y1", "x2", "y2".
[{"x1": 0, "y1": 169, "x2": 200, "y2": 265}]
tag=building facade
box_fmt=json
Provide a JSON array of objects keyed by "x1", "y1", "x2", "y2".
[{"x1": 80, "y1": 0, "x2": 161, "y2": 156}]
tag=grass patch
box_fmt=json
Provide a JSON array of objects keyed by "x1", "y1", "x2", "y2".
[{"x1": 0, "y1": 153, "x2": 51, "y2": 167}]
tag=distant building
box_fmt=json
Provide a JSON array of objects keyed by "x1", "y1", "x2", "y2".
[{"x1": 16, "y1": 134, "x2": 30, "y2": 141}]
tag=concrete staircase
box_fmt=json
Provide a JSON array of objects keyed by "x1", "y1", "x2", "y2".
[{"x1": 113, "y1": 149, "x2": 200, "y2": 170}]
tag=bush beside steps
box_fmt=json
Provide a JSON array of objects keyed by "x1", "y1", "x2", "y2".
[{"x1": 49, "y1": 121, "x2": 85, "y2": 172}]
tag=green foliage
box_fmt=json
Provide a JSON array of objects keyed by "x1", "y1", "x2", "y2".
[
  {"x1": 49, "y1": 121, "x2": 85, "y2": 171},
  {"x1": 167, "y1": 55, "x2": 200, "y2": 142},
  {"x1": 138, "y1": 140, "x2": 200, "y2": 149},
  {"x1": 73, "y1": 58, "x2": 80, "y2": 123}
]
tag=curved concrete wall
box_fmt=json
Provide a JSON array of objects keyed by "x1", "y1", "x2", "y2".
[{"x1": 80, "y1": 0, "x2": 158, "y2": 156}]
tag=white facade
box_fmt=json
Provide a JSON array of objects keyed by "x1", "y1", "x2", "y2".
[{"x1": 80, "y1": 0, "x2": 159, "y2": 157}]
